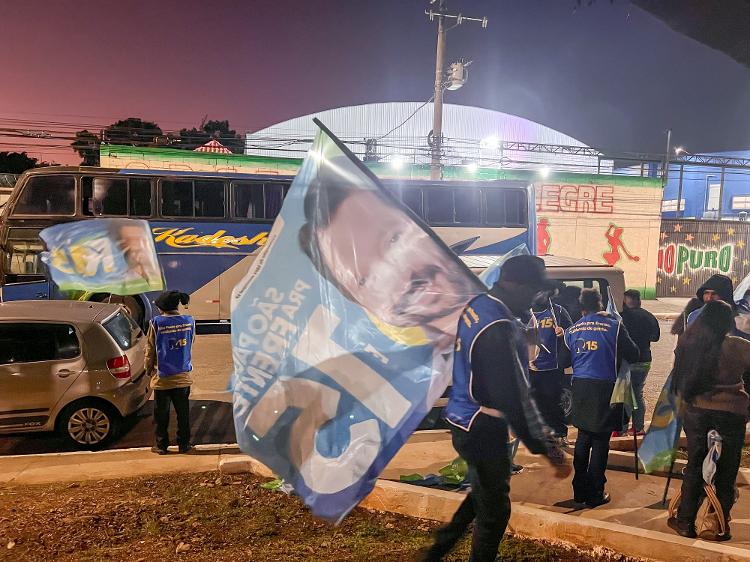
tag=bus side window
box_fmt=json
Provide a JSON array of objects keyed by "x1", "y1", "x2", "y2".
[
  {"x1": 161, "y1": 180, "x2": 192, "y2": 217},
  {"x1": 264, "y1": 183, "x2": 284, "y2": 219},
  {"x1": 426, "y1": 188, "x2": 453, "y2": 224},
  {"x1": 129, "y1": 178, "x2": 153, "y2": 216},
  {"x1": 504, "y1": 190, "x2": 526, "y2": 226},
  {"x1": 82, "y1": 177, "x2": 128, "y2": 216},
  {"x1": 484, "y1": 190, "x2": 506, "y2": 226},
  {"x1": 454, "y1": 189, "x2": 480, "y2": 224},
  {"x1": 194, "y1": 180, "x2": 225, "y2": 218},
  {"x1": 13, "y1": 175, "x2": 76, "y2": 216},
  {"x1": 232, "y1": 182, "x2": 264, "y2": 219},
  {"x1": 401, "y1": 187, "x2": 424, "y2": 219}
]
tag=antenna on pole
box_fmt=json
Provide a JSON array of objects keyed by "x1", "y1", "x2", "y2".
[{"x1": 426, "y1": 1, "x2": 488, "y2": 180}]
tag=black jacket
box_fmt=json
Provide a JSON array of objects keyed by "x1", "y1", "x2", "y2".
[{"x1": 621, "y1": 306, "x2": 660, "y2": 363}]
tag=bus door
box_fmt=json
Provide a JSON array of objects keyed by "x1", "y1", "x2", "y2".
[{"x1": 1, "y1": 229, "x2": 52, "y2": 302}]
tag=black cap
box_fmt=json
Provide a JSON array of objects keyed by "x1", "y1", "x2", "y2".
[
  {"x1": 498, "y1": 255, "x2": 550, "y2": 290},
  {"x1": 154, "y1": 290, "x2": 189, "y2": 312}
]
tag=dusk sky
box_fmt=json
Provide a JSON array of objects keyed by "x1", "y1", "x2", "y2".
[{"x1": 3, "y1": 0, "x2": 750, "y2": 164}]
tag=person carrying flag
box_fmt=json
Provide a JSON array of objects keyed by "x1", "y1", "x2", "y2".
[
  {"x1": 420, "y1": 255, "x2": 570, "y2": 562},
  {"x1": 529, "y1": 292, "x2": 573, "y2": 444},
  {"x1": 565, "y1": 288, "x2": 639, "y2": 507}
]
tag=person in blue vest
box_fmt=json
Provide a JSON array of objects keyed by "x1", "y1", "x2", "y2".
[
  {"x1": 145, "y1": 290, "x2": 195, "y2": 455},
  {"x1": 565, "y1": 288, "x2": 639, "y2": 507},
  {"x1": 530, "y1": 292, "x2": 573, "y2": 443},
  {"x1": 419, "y1": 256, "x2": 570, "y2": 562}
]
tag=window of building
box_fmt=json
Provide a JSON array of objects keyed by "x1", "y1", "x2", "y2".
[
  {"x1": 661, "y1": 199, "x2": 686, "y2": 212},
  {"x1": 13, "y1": 175, "x2": 76, "y2": 216},
  {"x1": 731, "y1": 196, "x2": 750, "y2": 210}
]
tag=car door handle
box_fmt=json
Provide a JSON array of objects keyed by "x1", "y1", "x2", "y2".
[{"x1": 56, "y1": 369, "x2": 74, "y2": 378}]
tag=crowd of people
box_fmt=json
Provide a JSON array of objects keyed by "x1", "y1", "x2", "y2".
[{"x1": 421, "y1": 258, "x2": 750, "y2": 561}]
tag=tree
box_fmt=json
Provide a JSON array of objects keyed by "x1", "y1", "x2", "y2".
[
  {"x1": 0, "y1": 152, "x2": 45, "y2": 174},
  {"x1": 71, "y1": 130, "x2": 101, "y2": 166},
  {"x1": 179, "y1": 119, "x2": 244, "y2": 154},
  {"x1": 103, "y1": 117, "x2": 163, "y2": 147}
]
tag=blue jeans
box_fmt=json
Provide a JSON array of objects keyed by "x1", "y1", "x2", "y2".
[{"x1": 623, "y1": 362, "x2": 650, "y2": 432}]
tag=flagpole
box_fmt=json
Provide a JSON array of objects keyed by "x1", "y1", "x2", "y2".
[
  {"x1": 633, "y1": 430, "x2": 639, "y2": 480},
  {"x1": 661, "y1": 422, "x2": 683, "y2": 506}
]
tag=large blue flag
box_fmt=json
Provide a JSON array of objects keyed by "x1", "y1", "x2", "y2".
[
  {"x1": 40, "y1": 218, "x2": 164, "y2": 295},
  {"x1": 230, "y1": 120, "x2": 483, "y2": 522}
]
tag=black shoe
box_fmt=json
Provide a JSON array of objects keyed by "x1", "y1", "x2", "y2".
[
  {"x1": 667, "y1": 517, "x2": 697, "y2": 538},
  {"x1": 151, "y1": 446, "x2": 168, "y2": 455},
  {"x1": 179, "y1": 445, "x2": 194, "y2": 454},
  {"x1": 585, "y1": 492, "x2": 611, "y2": 508}
]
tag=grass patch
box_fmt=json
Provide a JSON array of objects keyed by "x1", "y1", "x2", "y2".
[{"x1": 0, "y1": 472, "x2": 642, "y2": 561}]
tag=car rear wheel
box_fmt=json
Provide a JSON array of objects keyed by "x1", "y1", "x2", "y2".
[{"x1": 58, "y1": 400, "x2": 121, "y2": 450}]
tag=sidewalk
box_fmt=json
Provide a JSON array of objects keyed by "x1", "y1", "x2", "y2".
[
  {"x1": 372, "y1": 431, "x2": 750, "y2": 561},
  {"x1": 642, "y1": 298, "x2": 689, "y2": 320}
]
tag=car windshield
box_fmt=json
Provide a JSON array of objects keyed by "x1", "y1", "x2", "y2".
[{"x1": 103, "y1": 311, "x2": 140, "y2": 350}]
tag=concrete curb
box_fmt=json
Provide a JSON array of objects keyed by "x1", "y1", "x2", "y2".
[
  {"x1": 219, "y1": 455, "x2": 750, "y2": 562},
  {"x1": 0, "y1": 444, "x2": 242, "y2": 486}
]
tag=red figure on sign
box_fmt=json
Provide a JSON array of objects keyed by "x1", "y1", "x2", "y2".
[
  {"x1": 603, "y1": 224, "x2": 640, "y2": 265},
  {"x1": 537, "y1": 218, "x2": 551, "y2": 255}
]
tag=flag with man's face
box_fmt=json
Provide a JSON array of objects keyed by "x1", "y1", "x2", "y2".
[
  {"x1": 230, "y1": 120, "x2": 483, "y2": 522},
  {"x1": 40, "y1": 218, "x2": 164, "y2": 295}
]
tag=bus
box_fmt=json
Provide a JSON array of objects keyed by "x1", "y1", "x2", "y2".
[{"x1": 0, "y1": 166, "x2": 535, "y2": 329}]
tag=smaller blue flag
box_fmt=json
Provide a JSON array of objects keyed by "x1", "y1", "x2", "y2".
[
  {"x1": 638, "y1": 372, "x2": 683, "y2": 473},
  {"x1": 40, "y1": 219, "x2": 164, "y2": 295}
]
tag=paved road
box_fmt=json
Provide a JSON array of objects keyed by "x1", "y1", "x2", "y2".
[{"x1": 0, "y1": 325, "x2": 678, "y2": 455}]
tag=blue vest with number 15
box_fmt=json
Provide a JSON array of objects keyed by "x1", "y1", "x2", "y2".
[
  {"x1": 153, "y1": 314, "x2": 194, "y2": 377},
  {"x1": 530, "y1": 307, "x2": 560, "y2": 371},
  {"x1": 564, "y1": 312, "x2": 619, "y2": 382}
]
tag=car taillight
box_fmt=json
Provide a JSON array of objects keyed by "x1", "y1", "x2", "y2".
[{"x1": 107, "y1": 355, "x2": 131, "y2": 379}]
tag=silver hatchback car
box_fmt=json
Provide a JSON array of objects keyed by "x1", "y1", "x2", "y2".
[{"x1": 0, "y1": 300, "x2": 151, "y2": 449}]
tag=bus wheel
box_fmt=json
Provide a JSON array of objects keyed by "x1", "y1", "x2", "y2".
[{"x1": 90, "y1": 294, "x2": 144, "y2": 327}]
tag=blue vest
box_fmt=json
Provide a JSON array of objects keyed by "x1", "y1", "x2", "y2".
[
  {"x1": 152, "y1": 314, "x2": 194, "y2": 377},
  {"x1": 530, "y1": 306, "x2": 561, "y2": 371},
  {"x1": 564, "y1": 312, "x2": 620, "y2": 382},
  {"x1": 444, "y1": 293, "x2": 529, "y2": 431}
]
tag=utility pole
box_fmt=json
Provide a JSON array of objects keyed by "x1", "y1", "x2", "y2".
[
  {"x1": 662, "y1": 128, "x2": 672, "y2": 188},
  {"x1": 426, "y1": 1, "x2": 487, "y2": 180}
]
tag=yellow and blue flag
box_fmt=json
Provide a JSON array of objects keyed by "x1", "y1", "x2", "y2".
[{"x1": 40, "y1": 218, "x2": 164, "y2": 295}]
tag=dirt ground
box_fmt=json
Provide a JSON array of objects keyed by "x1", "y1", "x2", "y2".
[{"x1": 0, "y1": 472, "x2": 641, "y2": 562}]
